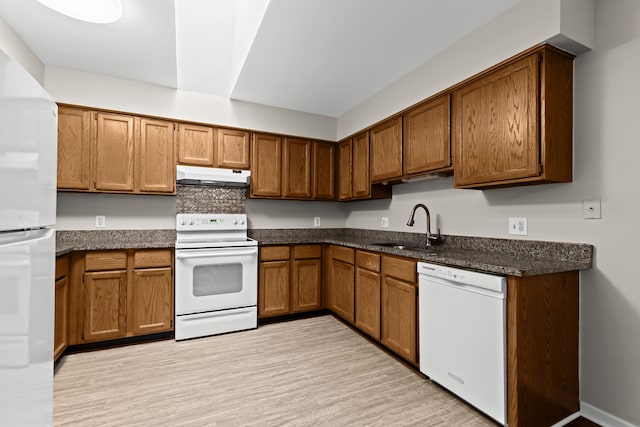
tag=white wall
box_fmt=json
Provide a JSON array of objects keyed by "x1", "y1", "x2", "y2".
[
  {"x1": 246, "y1": 199, "x2": 347, "y2": 229},
  {"x1": 0, "y1": 16, "x2": 44, "y2": 84},
  {"x1": 341, "y1": 0, "x2": 640, "y2": 424}
]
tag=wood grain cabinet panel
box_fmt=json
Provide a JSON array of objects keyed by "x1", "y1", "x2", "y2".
[
  {"x1": 330, "y1": 259, "x2": 355, "y2": 323},
  {"x1": 292, "y1": 258, "x2": 322, "y2": 312},
  {"x1": 313, "y1": 142, "x2": 335, "y2": 200},
  {"x1": 403, "y1": 94, "x2": 451, "y2": 175},
  {"x1": 454, "y1": 46, "x2": 574, "y2": 188},
  {"x1": 283, "y1": 137, "x2": 312, "y2": 199},
  {"x1": 251, "y1": 133, "x2": 282, "y2": 198},
  {"x1": 337, "y1": 139, "x2": 352, "y2": 200},
  {"x1": 132, "y1": 267, "x2": 173, "y2": 335},
  {"x1": 83, "y1": 270, "x2": 128, "y2": 342},
  {"x1": 94, "y1": 113, "x2": 135, "y2": 192},
  {"x1": 215, "y1": 128, "x2": 250, "y2": 169},
  {"x1": 355, "y1": 265, "x2": 381, "y2": 340},
  {"x1": 57, "y1": 106, "x2": 92, "y2": 190},
  {"x1": 370, "y1": 117, "x2": 402, "y2": 182},
  {"x1": 137, "y1": 118, "x2": 175, "y2": 193},
  {"x1": 54, "y1": 276, "x2": 69, "y2": 360},
  {"x1": 352, "y1": 132, "x2": 371, "y2": 198},
  {"x1": 381, "y1": 275, "x2": 417, "y2": 363},
  {"x1": 178, "y1": 123, "x2": 214, "y2": 166},
  {"x1": 259, "y1": 260, "x2": 290, "y2": 317}
]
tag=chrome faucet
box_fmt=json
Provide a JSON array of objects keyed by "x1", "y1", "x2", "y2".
[{"x1": 407, "y1": 203, "x2": 440, "y2": 247}]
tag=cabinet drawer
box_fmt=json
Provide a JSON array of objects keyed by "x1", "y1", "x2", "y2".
[
  {"x1": 85, "y1": 251, "x2": 128, "y2": 271},
  {"x1": 356, "y1": 251, "x2": 380, "y2": 273},
  {"x1": 134, "y1": 249, "x2": 172, "y2": 268},
  {"x1": 55, "y1": 255, "x2": 69, "y2": 279},
  {"x1": 260, "y1": 246, "x2": 290, "y2": 261},
  {"x1": 382, "y1": 256, "x2": 416, "y2": 284},
  {"x1": 331, "y1": 245, "x2": 354, "y2": 264},
  {"x1": 293, "y1": 245, "x2": 321, "y2": 259}
]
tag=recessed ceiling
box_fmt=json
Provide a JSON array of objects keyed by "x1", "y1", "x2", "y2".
[{"x1": 0, "y1": 0, "x2": 520, "y2": 117}]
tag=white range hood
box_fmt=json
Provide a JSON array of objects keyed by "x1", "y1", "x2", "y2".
[{"x1": 176, "y1": 165, "x2": 250, "y2": 187}]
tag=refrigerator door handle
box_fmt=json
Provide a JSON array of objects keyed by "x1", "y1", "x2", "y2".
[{"x1": 0, "y1": 228, "x2": 54, "y2": 248}]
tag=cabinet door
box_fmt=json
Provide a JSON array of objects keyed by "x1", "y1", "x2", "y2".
[
  {"x1": 83, "y1": 270, "x2": 127, "y2": 342},
  {"x1": 292, "y1": 258, "x2": 321, "y2": 312},
  {"x1": 381, "y1": 276, "x2": 417, "y2": 363},
  {"x1": 331, "y1": 259, "x2": 355, "y2": 323},
  {"x1": 258, "y1": 260, "x2": 290, "y2": 317},
  {"x1": 370, "y1": 117, "x2": 402, "y2": 182},
  {"x1": 137, "y1": 118, "x2": 175, "y2": 193},
  {"x1": 355, "y1": 267, "x2": 380, "y2": 340},
  {"x1": 178, "y1": 123, "x2": 214, "y2": 166},
  {"x1": 94, "y1": 113, "x2": 135, "y2": 192},
  {"x1": 283, "y1": 137, "x2": 312, "y2": 198},
  {"x1": 251, "y1": 133, "x2": 282, "y2": 197},
  {"x1": 352, "y1": 132, "x2": 371, "y2": 198},
  {"x1": 57, "y1": 106, "x2": 92, "y2": 190},
  {"x1": 337, "y1": 139, "x2": 352, "y2": 200},
  {"x1": 215, "y1": 128, "x2": 250, "y2": 169},
  {"x1": 313, "y1": 142, "x2": 335, "y2": 200},
  {"x1": 403, "y1": 94, "x2": 451, "y2": 175},
  {"x1": 132, "y1": 267, "x2": 173, "y2": 335},
  {"x1": 454, "y1": 54, "x2": 539, "y2": 187},
  {"x1": 54, "y1": 276, "x2": 69, "y2": 360}
]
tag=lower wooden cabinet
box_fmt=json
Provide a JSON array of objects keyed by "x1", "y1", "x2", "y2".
[
  {"x1": 54, "y1": 255, "x2": 70, "y2": 361},
  {"x1": 66, "y1": 249, "x2": 174, "y2": 347},
  {"x1": 381, "y1": 255, "x2": 418, "y2": 364},
  {"x1": 258, "y1": 245, "x2": 322, "y2": 318},
  {"x1": 329, "y1": 246, "x2": 355, "y2": 323},
  {"x1": 355, "y1": 251, "x2": 381, "y2": 339}
]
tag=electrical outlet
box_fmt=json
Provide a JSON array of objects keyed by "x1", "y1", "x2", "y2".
[
  {"x1": 314, "y1": 217, "x2": 321, "y2": 227},
  {"x1": 381, "y1": 217, "x2": 389, "y2": 228},
  {"x1": 508, "y1": 217, "x2": 527, "y2": 235},
  {"x1": 96, "y1": 215, "x2": 106, "y2": 228},
  {"x1": 583, "y1": 200, "x2": 601, "y2": 219}
]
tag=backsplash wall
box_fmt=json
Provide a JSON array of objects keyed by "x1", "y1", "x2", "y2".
[{"x1": 176, "y1": 184, "x2": 246, "y2": 214}]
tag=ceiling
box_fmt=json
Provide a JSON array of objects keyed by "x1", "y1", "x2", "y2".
[{"x1": 0, "y1": 0, "x2": 520, "y2": 117}]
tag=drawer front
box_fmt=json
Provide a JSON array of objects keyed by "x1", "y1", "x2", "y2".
[
  {"x1": 331, "y1": 245, "x2": 354, "y2": 264},
  {"x1": 260, "y1": 246, "x2": 290, "y2": 261},
  {"x1": 356, "y1": 250, "x2": 380, "y2": 272},
  {"x1": 85, "y1": 251, "x2": 128, "y2": 271},
  {"x1": 134, "y1": 249, "x2": 173, "y2": 268},
  {"x1": 293, "y1": 245, "x2": 321, "y2": 259},
  {"x1": 55, "y1": 255, "x2": 69, "y2": 279},
  {"x1": 382, "y1": 255, "x2": 416, "y2": 284}
]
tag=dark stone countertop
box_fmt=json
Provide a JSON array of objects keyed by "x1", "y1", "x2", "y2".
[
  {"x1": 56, "y1": 229, "x2": 175, "y2": 256},
  {"x1": 249, "y1": 228, "x2": 593, "y2": 277}
]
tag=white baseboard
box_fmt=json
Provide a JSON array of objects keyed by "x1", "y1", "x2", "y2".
[
  {"x1": 550, "y1": 411, "x2": 581, "y2": 427},
  {"x1": 581, "y1": 402, "x2": 639, "y2": 427}
]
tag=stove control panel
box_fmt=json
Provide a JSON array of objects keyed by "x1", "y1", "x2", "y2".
[{"x1": 176, "y1": 213, "x2": 247, "y2": 231}]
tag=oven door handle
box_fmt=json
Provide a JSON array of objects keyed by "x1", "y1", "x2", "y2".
[{"x1": 176, "y1": 248, "x2": 258, "y2": 259}]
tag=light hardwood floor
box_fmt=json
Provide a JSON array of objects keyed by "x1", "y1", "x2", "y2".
[{"x1": 54, "y1": 315, "x2": 496, "y2": 426}]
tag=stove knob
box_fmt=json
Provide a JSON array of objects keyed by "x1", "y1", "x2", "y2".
[
  {"x1": 180, "y1": 218, "x2": 186, "y2": 226},
  {"x1": 189, "y1": 219, "x2": 195, "y2": 225},
  {"x1": 240, "y1": 219, "x2": 245, "y2": 225},
  {"x1": 233, "y1": 220, "x2": 238, "y2": 225}
]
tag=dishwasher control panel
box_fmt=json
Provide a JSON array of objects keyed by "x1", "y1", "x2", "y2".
[{"x1": 417, "y1": 262, "x2": 506, "y2": 293}]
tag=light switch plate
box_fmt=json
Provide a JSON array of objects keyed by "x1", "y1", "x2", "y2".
[
  {"x1": 508, "y1": 217, "x2": 527, "y2": 235},
  {"x1": 583, "y1": 200, "x2": 601, "y2": 219},
  {"x1": 313, "y1": 217, "x2": 321, "y2": 227},
  {"x1": 96, "y1": 215, "x2": 106, "y2": 228},
  {"x1": 381, "y1": 217, "x2": 389, "y2": 228}
]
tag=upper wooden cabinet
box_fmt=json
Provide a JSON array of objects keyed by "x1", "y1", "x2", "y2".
[
  {"x1": 313, "y1": 142, "x2": 335, "y2": 200},
  {"x1": 403, "y1": 93, "x2": 452, "y2": 176},
  {"x1": 453, "y1": 45, "x2": 574, "y2": 189},
  {"x1": 352, "y1": 132, "x2": 371, "y2": 198},
  {"x1": 214, "y1": 128, "x2": 250, "y2": 169},
  {"x1": 283, "y1": 137, "x2": 312, "y2": 199},
  {"x1": 137, "y1": 118, "x2": 175, "y2": 193},
  {"x1": 337, "y1": 132, "x2": 390, "y2": 202},
  {"x1": 250, "y1": 133, "x2": 282, "y2": 198},
  {"x1": 370, "y1": 117, "x2": 402, "y2": 182},
  {"x1": 337, "y1": 139, "x2": 352, "y2": 200},
  {"x1": 57, "y1": 106, "x2": 176, "y2": 195},
  {"x1": 178, "y1": 123, "x2": 214, "y2": 166},
  {"x1": 57, "y1": 106, "x2": 92, "y2": 190}
]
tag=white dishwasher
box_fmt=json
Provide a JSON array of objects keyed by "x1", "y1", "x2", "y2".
[{"x1": 418, "y1": 262, "x2": 507, "y2": 425}]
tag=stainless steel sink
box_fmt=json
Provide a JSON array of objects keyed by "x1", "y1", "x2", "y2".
[{"x1": 372, "y1": 242, "x2": 426, "y2": 251}]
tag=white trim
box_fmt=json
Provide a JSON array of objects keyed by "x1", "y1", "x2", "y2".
[
  {"x1": 581, "y1": 402, "x2": 639, "y2": 427},
  {"x1": 550, "y1": 412, "x2": 581, "y2": 427}
]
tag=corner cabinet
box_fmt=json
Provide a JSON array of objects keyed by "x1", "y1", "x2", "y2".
[
  {"x1": 453, "y1": 45, "x2": 574, "y2": 189},
  {"x1": 370, "y1": 117, "x2": 403, "y2": 183},
  {"x1": 337, "y1": 132, "x2": 390, "y2": 201}
]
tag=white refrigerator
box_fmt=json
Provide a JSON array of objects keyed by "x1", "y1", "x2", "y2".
[{"x1": 0, "y1": 48, "x2": 57, "y2": 426}]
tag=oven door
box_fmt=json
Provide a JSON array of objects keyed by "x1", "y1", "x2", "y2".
[{"x1": 175, "y1": 246, "x2": 258, "y2": 315}]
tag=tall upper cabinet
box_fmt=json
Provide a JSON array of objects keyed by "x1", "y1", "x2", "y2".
[
  {"x1": 369, "y1": 117, "x2": 402, "y2": 182},
  {"x1": 453, "y1": 45, "x2": 574, "y2": 189},
  {"x1": 57, "y1": 106, "x2": 176, "y2": 195}
]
